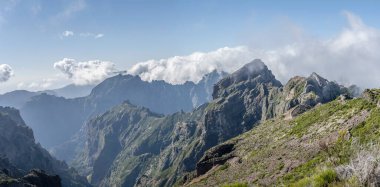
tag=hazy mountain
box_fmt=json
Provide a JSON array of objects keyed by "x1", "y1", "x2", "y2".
[
  {"x1": 0, "y1": 84, "x2": 94, "y2": 109},
  {"x1": 19, "y1": 71, "x2": 226, "y2": 150},
  {"x1": 71, "y1": 59, "x2": 351, "y2": 186},
  {"x1": 49, "y1": 84, "x2": 95, "y2": 99},
  {"x1": 0, "y1": 106, "x2": 90, "y2": 186},
  {"x1": 0, "y1": 90, "x2": 48, "y2": 109}
]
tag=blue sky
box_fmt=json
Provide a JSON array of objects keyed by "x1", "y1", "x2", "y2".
[{"x1": 1, "y1": 0, "x2": 380, "y2": 93}]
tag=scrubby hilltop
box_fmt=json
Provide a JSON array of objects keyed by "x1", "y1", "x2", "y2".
[
  {"x1": 188, "y1": 89, "x2": 380, "y2": 186},
  {"x1": 73, "y1": 59, "x2": 351, "y2": 186}
]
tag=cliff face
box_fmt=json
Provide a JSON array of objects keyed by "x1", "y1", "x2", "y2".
[
  {"x1": 0, "y1": 106, "x2": 90, "y2": 187},
  {"x1": 74, "y1": 59, "x2": 350, "y2": 187}
]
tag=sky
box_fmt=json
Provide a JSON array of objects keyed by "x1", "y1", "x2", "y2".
[{"x1": 1, "y1": 0, "x2": 380, "y2": 93}]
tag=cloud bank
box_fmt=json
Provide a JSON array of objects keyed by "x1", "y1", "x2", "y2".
[
  {"x1": 128, "y1": 11, "x2": 380, "y2": 89},
  {"x1": 0, "y1": 64, "x2": 13, "y2": 82},
  {"x1": 54, "y1": 58, "x2": 115, "y2": 85},
  {"x1": 128, "y1": 46, "x2": 254, "y2": 84}
]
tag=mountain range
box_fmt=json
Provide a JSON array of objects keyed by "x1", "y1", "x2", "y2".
[
  {"x1": 0, "y1": 71, "x2": 226, "y2": 152},
  {"x1": 0, "y1": 59, "x2": 372, "y2": 187},
  {"x1": 69, "y1": 59, "x2": 354, "y2": 186}
]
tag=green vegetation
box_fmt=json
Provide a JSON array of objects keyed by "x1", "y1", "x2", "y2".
[
  {"x1": 289, "y1": 169, "x2": 338, "y2": 187},
  {"x1": 191, "y1": 90, "x2": 380, "y2": 187},
  {"x1": 221, "y1": 182, "x2": 248, "y2": 187},
  {"x1": 290, "y1": 98, "x2": 372, "y2": 137},
  {"x1": 351, "y1": 108, "x2": 380, "y2": 144}
]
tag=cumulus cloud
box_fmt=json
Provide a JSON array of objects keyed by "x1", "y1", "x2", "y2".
[
  {"x1": 128, "y1": 11, "x2": 380, "y2": 89},
  {"x1": 54, "y1": 58, "x2": 115, "y2": 85},
  {"x1": 0, "y1": 64, "x2": 13, "y2": 82}
]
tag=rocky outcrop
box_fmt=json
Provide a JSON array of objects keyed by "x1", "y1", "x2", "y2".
[
  {"x1": 0, "y1": 167, "x2": 62, "y2": 187},
  {"x1": 272, "y1": 73, "x2": 349, "y2": 119},
  {"x1": 196, "y1": 142, "x2": 237, "y2": 176}
]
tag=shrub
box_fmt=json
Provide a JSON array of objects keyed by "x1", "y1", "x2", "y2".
[
  {"x1": 336, "y1": 143, "x2": 380, "y2": 186},
  {"x1": 222, "y1": 182, "x2": 248, "y2": 187},
  {"x1": 313, "y1": 169, "x2": 338, "y2": 187}
]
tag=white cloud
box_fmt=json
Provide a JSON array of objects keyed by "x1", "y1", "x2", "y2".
[
  {"x1": 128, "y1": 11, "x2": 380, "y2": 89},
  {"x1": 62, "y1": 30, "x2": 74, "y2": 37},
  {"x1": 128, "y1": 46, "x2": 254, "y2": 84},
  {"x1": 54, "y1": 58, "x2": 115, "y2": 85},
  {"x1": 60, "y1": 31, "x2": 105, "y2": 39},
  {"x1": 0, "y1": 64, "x2": 13, "y2": 82},
  {"x1": 17, "y1": 78, "x2": 56, "y2": 90},
  {"x1": 79, "y1": 32, "x2": 104, "y2": 39}
]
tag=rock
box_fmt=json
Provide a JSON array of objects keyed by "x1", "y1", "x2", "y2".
[
  {"x1": 196, "y1": 142, "x2": 237, "y2": 175},
  {"x1": 21, "y1": 169, "x2": 62, "y2": 187}
]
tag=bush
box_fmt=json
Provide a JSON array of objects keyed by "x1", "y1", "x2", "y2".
[
  {"x1": 288, "y1": 168, "x2": 338, "y2": 187},
  {"x1": 313, "y1": 169, "x2": 338, "y2": 187},
  {"x1": 222, "y1": 182, "x2": 248, "y2": 187},
  {"x1": 336, "y1": 143, "x2": 380, "y2": 186}
]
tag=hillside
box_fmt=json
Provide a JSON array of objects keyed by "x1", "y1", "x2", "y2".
[{"x1": 187, "y1": 89, "x2": 380, "y2": 186}]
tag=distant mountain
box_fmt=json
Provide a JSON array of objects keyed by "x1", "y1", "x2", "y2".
[
  {"x1": 49, "y1": 84, "x2": 95, "y2": 99},
  {"x1": 71, "y1": 59, "x2": 351, "y2": 186},
  {"x1": 0, "y1": 90, "x2": 48, "y2": 109},
  {"x1": 0, "y1": 84, "x2": 94, "y2": 109},
  {"x1": 0, "y1": 106, "x2": 90, "y2": 186},
  {"x1": 84, "y1": 70, "x2": 227, "y2": 116},
  {"x1": 18, "y1": 71, "x2": 226, "y2": 150}
]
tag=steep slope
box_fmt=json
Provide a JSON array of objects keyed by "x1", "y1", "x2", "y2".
[
  {"x1": 188, "y1": 89, "x2": 380, "y2": 186},
  {"x1": 73, "y1": 101, "x2": 207, "y2": 186},
  {"x1": 19, "y1": 71, "x2": 225, "y2": 150},
  {"x1": 74, "y1": 59, "x2": 350, "y2": 187},
  {"x1": 0, "y1": 106, "x2": 90, "y2": 187},
  {"x1": 20, "y1": 94, "x2": 87, "y2": 148}
]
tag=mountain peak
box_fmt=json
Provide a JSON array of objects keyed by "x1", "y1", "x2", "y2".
[
  {"x1": 231, "y1": 59, "x2": 268, "y2": 82},
  {"x1": 307, "y1": 72, "x2": 328, "y2": 87},
  {"x1": 212, "y1": 59, "x2": 282, "y2": 99}
]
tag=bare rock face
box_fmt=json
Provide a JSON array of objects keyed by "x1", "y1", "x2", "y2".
[{"x1": 196, "y1": 142, "x2": 237, "y2": 176}]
